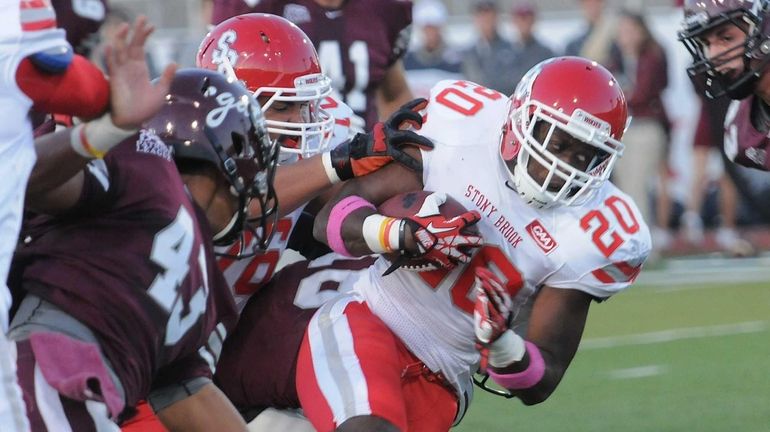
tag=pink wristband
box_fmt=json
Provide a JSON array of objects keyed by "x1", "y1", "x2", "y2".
[
  {"x1": 327, "y1": 196, "x2": 376, "y2": 257},
  {"x1": 487, "y1": 341, "x2": 545, "y2": 390}
]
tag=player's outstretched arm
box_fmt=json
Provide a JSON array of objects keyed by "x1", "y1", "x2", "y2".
[
  {"x1": 26, "y1": 17, "x2": 175, "y2": 214},
  {"x1": 475, "y1": 268, "x2": 594, "y2": 405},
  {"x1": 312, "y1": 148, "x2": 423, "y2": 256},
  {"x1": 263, "y1": 98, "x2": 433, "y2": 217},
  {"x1": 312, "y1": 159, "x2": 482, "y2": 270},
  {"x1": 156, "y1": 383, "x2": 248, "y2": 432}
]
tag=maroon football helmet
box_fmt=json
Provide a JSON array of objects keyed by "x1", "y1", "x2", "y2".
[
  {"x1": 144, "y1": 69, "x2": 279, "y2": 254},
  {"x1": 500, "y1": 56, "x2": 628, "y2": 209},
  {"x1": 679, "y1": 0, "x2": 770, "y2": 99},
  {"x1": 50, "y1": 0, "x2": 108, "y2": 56}
]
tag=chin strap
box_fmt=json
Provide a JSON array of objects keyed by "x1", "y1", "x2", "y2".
[
  {"x1": 212, "y1": 193, "x2": 248, "y2": 247},
  {"x1": 212, "y1": 211, "x2": 241, "y2": 244}
]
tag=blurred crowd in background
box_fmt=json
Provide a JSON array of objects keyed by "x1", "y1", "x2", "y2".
[{"x1": 94, "y1": 0, "x2": 770, "y2": 260}]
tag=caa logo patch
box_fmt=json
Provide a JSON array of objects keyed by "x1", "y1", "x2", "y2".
[{"x1": 525, "y1": 220, "x2": 557, "y2": 254}]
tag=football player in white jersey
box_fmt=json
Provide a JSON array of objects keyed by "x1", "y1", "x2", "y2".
[
  {"x1": 306, "y1": 56, "x2": 652, "y2": 431},
  {"x1": 0, "y1": 1, "x2": 115, "y2": 430}
]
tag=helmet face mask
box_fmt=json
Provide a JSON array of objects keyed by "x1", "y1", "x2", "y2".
[
  {"x1": 197, "y1": 13, "x2": 335, "y2": 160},
  {"x1": 509, "y1": 101, "x2": 620, "y2": 209},
  {"x1": 145, "y1": 69, "x2": 280, "y2": 256},
  {"x1": 501, "y1": 57, "x2": 627, "y2": 209},
  {"x1": 256, "y1": 73, "x2": 335, "y2": 160},
  {"x1": 679, "y1": 0, "x2": 770, "y2": 99}
]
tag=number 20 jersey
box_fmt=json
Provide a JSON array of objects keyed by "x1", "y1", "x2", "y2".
[{"x1": 352, "y1": 80, "x2": 652, "y2": 396}]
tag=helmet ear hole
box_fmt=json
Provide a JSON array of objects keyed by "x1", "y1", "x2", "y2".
[
  {"x1": 230, "y1": 132, "x2": 244, "y2": 155},
  {"x1": 500, "y1": 120, "x2": 520, "y2": 161}
]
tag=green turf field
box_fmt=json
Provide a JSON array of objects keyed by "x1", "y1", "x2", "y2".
[{"x1": 455, "y1": 280, "x2": 770, "y2": 432}]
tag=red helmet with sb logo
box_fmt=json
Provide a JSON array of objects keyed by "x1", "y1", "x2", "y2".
[
  {"x1": 500, "y1": 56, "x2": 628, "y2": 209},
  {"x1": 197, "y1": 13, "x2": 334, "y2": 159}
]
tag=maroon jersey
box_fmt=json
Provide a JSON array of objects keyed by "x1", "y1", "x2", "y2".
[
  {"x1": 693, "y1": 94, "x2": 730, "y2": 149},
  {"x1": 11, "y1": 131, "x2": 238, "y2": 408},
  {"x1": 50, "y1": 0, "x2": 108, "y2": 55},
  {"x1": 214, "y1": 253, "x2": 374, "y2": 411},
  {"x1": 724, "y1": 96, "x2": 770, "y2": 170},
  {"x1": 212, "y1": 0, "x2": 412, "y2": 131}
]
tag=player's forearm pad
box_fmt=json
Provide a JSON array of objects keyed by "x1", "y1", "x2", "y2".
[
  {"x1": 488, "y1": 340, "x2": 546, "y2": 390},
  {"x1": 327, "y1": 196, "x2": 376, "y2": 256}
]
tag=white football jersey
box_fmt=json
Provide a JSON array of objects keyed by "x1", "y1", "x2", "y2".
[
  {"x1": 351, "y1": 80, "x2": 651, "y2": 399},
  {"x1": 0, "y1": 3, "x2": 70, "y2": 320},
  {"x1": 0, "y1": 5, "x2": 71, "y2": 431},
  {"x1": 217, "y1": 96, "x2": 355, "y2": 312}
]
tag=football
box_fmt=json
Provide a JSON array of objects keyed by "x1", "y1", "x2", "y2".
[{"x1": 377, "y1": 190, "x2": 478, "y2": 271}]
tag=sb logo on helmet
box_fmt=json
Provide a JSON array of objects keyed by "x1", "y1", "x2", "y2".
[{"x1": 212, "y1": 30, "x2": 239, "y2": 75}]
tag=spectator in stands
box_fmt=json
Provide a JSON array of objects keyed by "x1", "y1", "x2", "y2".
[
  {"x1": 50, "y1": 0, "x2": 108, "y2": 57},
  {"x1": 403, "y1": 0, "x2": 463, "y2": 98},
  {"x1": 564, "y1": 0, "x2": 622, "y2": 73},
  {"x1": 91, "y1": 7, "x2": 159, "y2": 77},
  {"x1": 612, "y1": 10, "x2": 671, "y2": 252},
  {"x1": 461, "y1": 0, "x2": 518, "y2": 96},
  {"x1": 508, "y1": 1, "x2": 554, "y2": 86}
]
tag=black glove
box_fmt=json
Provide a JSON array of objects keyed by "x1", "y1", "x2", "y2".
[{"x1": 326, "y1": 98, "x2": 434, "y2": 182}]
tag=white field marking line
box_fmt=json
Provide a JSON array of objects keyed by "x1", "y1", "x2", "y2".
[
  {"x1": 608, "y1": 365, "x2": 668, "y2": 380},
  {"x1": 636, "y1": 268, "x2": 770, "y2": 289},
  {"x1": 580, "y1": 321, "x2": 768, "y2": 350},
  {"x1": 635, "y1": 255, "x2": 770, "y2": 288}
]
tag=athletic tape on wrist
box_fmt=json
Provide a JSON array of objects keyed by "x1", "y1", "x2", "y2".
[
  {"x1": 321, "y1": 152, "x2": 342, "y2": 184},
  {"x1": 69, "y1": 113, "x2": 136, "y2": 159},
  {"x1": 327, "y1": 196, "x2": 376, "y2": 256},
  {"x1": 362, "y1": 214, "x2": 401, "y2": 253},
  {"x1": 488, "y1": 330, "x2": 526, "y2": 368},
  {"x1": 488, "y1": 341, "x2": 546, "y2": 390}
]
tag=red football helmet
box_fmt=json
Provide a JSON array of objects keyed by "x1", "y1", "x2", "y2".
[
  {"x1": 197, "y1": 13, "x2": 333, "y2": 159},
  {"x1": 500, "y1": 56, "x2": 628, "y2": 209}
]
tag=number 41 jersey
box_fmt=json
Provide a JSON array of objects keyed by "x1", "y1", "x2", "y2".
[
  {"x1": 354, "y1": 80, "x2": 652, "y2": 397},
  {"x1": 12, "y1": 133, "x2": 237, "y2": 409},
  {"x1": 213, "y1": 0, "x2": 412, "y2": 131}
]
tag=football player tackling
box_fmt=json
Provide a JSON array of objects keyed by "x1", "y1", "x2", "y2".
[{"x1": 11, "y1": 17, "x2": 274, "y2": 429}]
